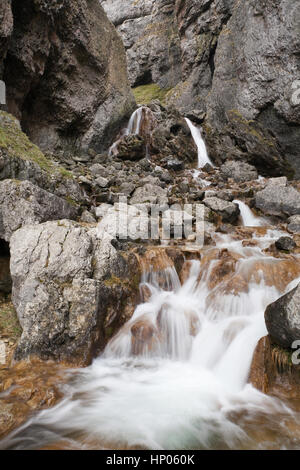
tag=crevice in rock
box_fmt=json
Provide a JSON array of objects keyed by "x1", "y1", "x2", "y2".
[{"x1": 0, "y1": 239, "x2": 12, "y2": 296}]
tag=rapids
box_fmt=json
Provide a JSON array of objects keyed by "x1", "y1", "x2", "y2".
[{"x1": 2, "y1": 226, "x2": 300, "y2": 450}]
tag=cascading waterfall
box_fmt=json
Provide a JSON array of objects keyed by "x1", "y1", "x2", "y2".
[
  {"x1": 109, "y1": 106, "x2": 155, "y2": 157},
  {"x1": 2, "y1": 229, "x2": 300, "y2": 451},
  {"x1": 234, "y1": 200, "x2": 266, "y2": 227},
  {"x1": 185, "y1": 118, "x2": 213, "y2": 169}
]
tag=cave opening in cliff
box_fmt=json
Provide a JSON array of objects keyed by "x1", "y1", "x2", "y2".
[{"x1": 0, "y1": 239, "x2": 12, "y2": 296}]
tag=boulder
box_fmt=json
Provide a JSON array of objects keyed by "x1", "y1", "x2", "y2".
[
  {"x1": 220, "y1": 161, "x2": 258, "y2": 183},
  {"x1": 10, "y1": 220, "x2": 141, "y2": 364},
  {"x1": 114, "y1": 134, "x2": 146, "y2": 161},
  {"x1": 275, "y1": 236, "x2": 296, "y2": 252},
  {"x1": 265, "y1": 283, "x2": 300, "y2": 349},
  {"x1": 287, "y1": 215, "x2": 300, "y2": 234},
  {"x1": 130, "y1": 183, "x2": 168, "y2": 206},
  {"x1": 204, "y1": 197, "x2": 240, "y2": 224},
  {"x1": 255, "y1": 184, "x2": 300, "y2": 218},
  {"x1": 0, "y1": 180, "x2": 78, "y2": 241}
]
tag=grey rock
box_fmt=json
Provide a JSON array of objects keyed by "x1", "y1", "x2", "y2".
[
  {"x1": 221, "y1": 161, "x2": 258, "y2": 183},
  {"x1": 130, "y1": 184, "x2": 168, "y2": 206},
  {"x1": 204, "y1": 197, "x2": 240, "y2": 223},
  {"x1": 255, "y1": 185, "x2": 300, "y2": 217},
  {"x1": 265, "y1": 283, "x2": 300, "y2": 349},
  {"x1": 80, "y1": 210, "x2": 96, "y2": 224},
  {"x1": 0, "y1": 180, "x2": 78, "y2": 241},
  {"x1": 206, "y1": 0, "x2": 300, "y2": 176},
  {"x1": 275, "y1": 236, "x2": 296, "y2": 251},
  {"x1": 10, "y1": 220, "x2": 140, "y2": 364},
  {"x1": 1, "y1": 0, "x2": 135, "y2": 155},
  {"x1": 95, "y1": 176, "x2": 109, "y2": 188},
  {"x1": 287, "y1": 215, "x2": 300, "y2": 234}
]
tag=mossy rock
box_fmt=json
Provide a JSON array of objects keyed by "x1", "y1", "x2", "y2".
[
  {"x1": 0, "y1": 111, "x2": 74, "y2": 179},
  {"x1": 133, "y1": 83, "x2": 172, "y2": 105}
]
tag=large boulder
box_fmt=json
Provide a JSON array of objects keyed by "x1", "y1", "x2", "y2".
[
  {"x1": 255, "y1": 183, "x2": 300, "y2": 218},
  {"x1": 0, "y1": 180, "x2": 78, "y2": 241},
  {"x1": 265, "y1": 283, "x2": 300, "y2": 349},
  {"x1": 204, "y1": 197, "x2": 240, "y2": 224},
  {"x1": 1, "y1": 0, "x2": 135, "y2": 154},
  {"x1": 10, "y1": 220, "x2": 141, "y2": 364}
]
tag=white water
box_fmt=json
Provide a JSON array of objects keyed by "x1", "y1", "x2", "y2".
[
  {"x1": 109, "y1": 107, "x2": 153, "y2": 157},
  {"x1": 234, "y1": 200, "x2": 266, "y2": 227},
  {"x1": 185, "y1": 118, "x2": 213, "y2": 168},
  {"x1": 2, "y1": 235, "x2": 300, "y2": 450}
]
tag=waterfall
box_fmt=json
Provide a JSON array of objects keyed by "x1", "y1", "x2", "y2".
[
  {"x1": 109, "y1": 106, "x2": 156, "y2": 157},
  {"x1": 234, "y1": 200, "x2": 266, "y2": 227},
  {"x1": 185, "y1": 118, "x2": 213, "y2": 168},
  {"x1": 3, "y1": 234, "x2": 300, "y2": 450}
]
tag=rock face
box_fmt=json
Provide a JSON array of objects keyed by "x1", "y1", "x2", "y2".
[
  {"x1": 1, "y1": 0, "x2": 135, "y2": 154},
  {"x1": 0, "y1": 180, "x2": 78, "y2": 242},
  {"x1": 265, "y1": 283, "x2": 300, "y2": 349},
  {"x1": 205, "y1": 0, "x2": 300, "y2": 177},
  {"x1": 10, "y1": 220, "x2": 141, "y2": 365},
  {"x1": 0, "y1": 0, "x2": 13, "y2": 78},
  {"x1": 104, "y1": 0, "x2": 300, "y2": 177},
  {"x1": 101, "y1": 0, "x2": 182, "y2": 89}
]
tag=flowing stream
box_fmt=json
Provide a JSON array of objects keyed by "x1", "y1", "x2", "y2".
[{"x1": 2, "y1": 226, "x2": 300, "y2": 450}]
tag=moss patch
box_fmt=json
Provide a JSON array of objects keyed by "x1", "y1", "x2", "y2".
[
  {"x1": 0, "y1": 111, "x2": 75, "y2": 180},
  {"x1": 133, "y1": 83, "x2": 172, "y2": 105},
  {"x1": 0, "y1": 299, "x2": 21, "y2": 341}
]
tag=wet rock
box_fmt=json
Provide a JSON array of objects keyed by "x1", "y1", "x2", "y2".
[
  {"x1": 255, "y1": 184, "x2": 300, "y2": 218},
  {"x1": 0, "y1": 180, "x2": 78, "y2": 242},
  {"x1": 275, "y1": 237, "x2": 296, "y2": 252},
  {"x1": 131, "y1": 318, "x2": 158, "y2": 356},
  {"x1": 265, "y1": 283, "x2": 300, "y2": 349},
  {"x1": 287, "y1": 215, "x2": 300, "y2": 234},
  {"x1": 249, "y1": 336, "x2": 300, "y2": 401},
  {"x1": 204, "y1": 197, "x2": 240, "y2": 224},
  {"x1": 220, "y1": 161, "x2": 258, "y2": 183}
]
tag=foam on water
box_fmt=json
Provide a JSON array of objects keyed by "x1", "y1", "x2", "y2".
[{"x1": 2, "y1": 236, "x2": 300, "y2": 450}]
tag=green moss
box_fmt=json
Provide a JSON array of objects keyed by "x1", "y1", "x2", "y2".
[
  {"x1": 0, "y1": 300, "x2": 22, "y2": 341},
  {"x1": 133, "y1": 83, "x2": 172, "y2": 105},
  {"x1": 0, "y1": 111, "x2": 75, "y2": 180}
]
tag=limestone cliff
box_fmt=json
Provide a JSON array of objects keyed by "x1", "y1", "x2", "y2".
[{"x1": 0, "y1": 0, "x2": 135, "y2": 155}]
